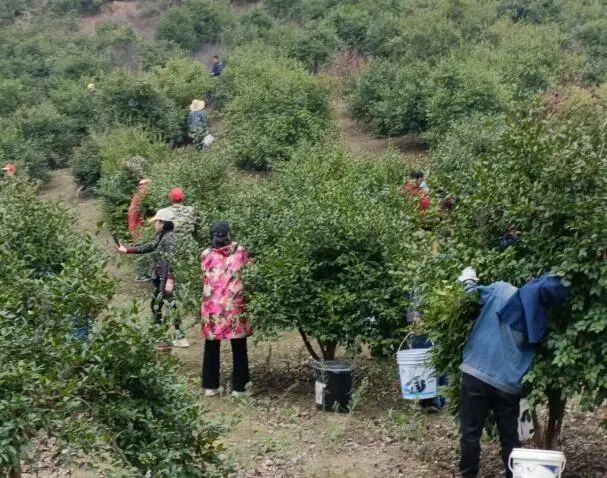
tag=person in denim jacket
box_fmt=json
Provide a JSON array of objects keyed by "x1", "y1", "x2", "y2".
[{"x1": 457, "y1": 267, "x2": 567, "y2": 478}]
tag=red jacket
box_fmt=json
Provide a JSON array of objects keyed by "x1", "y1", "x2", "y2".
[
  {"x1": 127, "y1": 191, "x2": 145, "y2": 241},
  {"x1": 400, "y1": 182, "x2": 431, "y2": 210}
]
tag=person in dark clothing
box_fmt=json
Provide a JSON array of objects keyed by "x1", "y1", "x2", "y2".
[
  {"x1": 456, "y1": 267, "x2": 568, "y2": 478},
  {"x1": 117, "y1": 208, "x2": 183, "y2": 337},
  {"x1": 210, "y1": 55, "x2": 224, "y2": 76}
]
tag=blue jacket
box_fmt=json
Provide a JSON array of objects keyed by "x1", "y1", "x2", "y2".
[
  {"x1": 187, "y1": 110, "x2": 208, "y2": 132},
  {"x1": 498, "y1": 274, "x2": 568, "y2": 344},
  {"x1": 211, "y1": 60, "x2": 224, "y2": 76},
  {"x1": 460, "y1": 281, "x2": 534, "y2": 394}
]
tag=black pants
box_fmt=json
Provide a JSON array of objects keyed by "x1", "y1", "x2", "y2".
[
  {"x1": 459, "y1": 373, "x2": 521, "y2": 478},
  {"x1": 151, "y1": 279, "x2": 181, "y2": 333},
  {"x1": 202, "y1": 338, "x2": 250, "y2": 392}
]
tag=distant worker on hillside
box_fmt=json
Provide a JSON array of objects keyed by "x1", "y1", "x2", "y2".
[
  {"x1": 400, "y1": 170, "x2": 430, "y2": 210},
  {"x1": 188, "y1": 99, "x2": 211, "y2": 150},
  {"x1": 1, "y1": 162, "x2": 16, "y2": 178},
  {"x1": 210, "y1": 55, "x2": 224, "y2": 77},
  {"x1": 87, "y1": 83, "x2": 96, "y2": 95}
]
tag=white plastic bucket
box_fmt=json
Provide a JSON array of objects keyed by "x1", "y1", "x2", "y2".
[
  {"x1": 396, "y1": 338, "x2": 437, "y2": 399},
  {"x1": 509, "y1": 448, "x2": 566, "y2": 478}
]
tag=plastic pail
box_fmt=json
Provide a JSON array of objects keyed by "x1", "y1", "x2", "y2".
[
  {"x1": 509, "y1": 448, "x2": 566, "y2": 478},
  {"x1": 311, "y1": 360, "x2": 353, "y2": 413},
  {"x1": 396, "y1": 338, "x2": 437, "y2": 399}
]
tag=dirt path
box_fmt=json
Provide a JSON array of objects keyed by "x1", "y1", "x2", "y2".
[
  {"x1": 335, "y1": 100, "x2": 428, "y2": 162},
  {"x1": 39, "y1": 170, "x2": 150, "y2": 307}
]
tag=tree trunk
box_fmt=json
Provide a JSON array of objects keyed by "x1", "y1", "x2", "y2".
[
  {"x1": 531, "y1": 390, "x2": 567, "y2": 449},
  {"x1": 9, "y1": 462, "x2": 21, "y2": 478},
  {"x1": 544, "y1": 390, "x2": 567, "y2": 450},
  {"x1": 318, "y1": 340, "x2": 337, "y2": 361},
  {"x1": 532, "y1": 410, "x2": 545, "y2": 449}
]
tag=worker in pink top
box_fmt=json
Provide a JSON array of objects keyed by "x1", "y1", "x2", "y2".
[{"x1": 200, "y1": 222, "x2": 251, "y2": 398}]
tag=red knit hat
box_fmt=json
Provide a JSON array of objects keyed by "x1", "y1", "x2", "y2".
[{"x1": 169, "y1": 187, "x2": 185, "y2": 203}]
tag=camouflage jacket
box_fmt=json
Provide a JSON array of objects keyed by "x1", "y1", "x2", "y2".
[{"x1": 168, "y1": 204, "x2": 197, "y2": 236}]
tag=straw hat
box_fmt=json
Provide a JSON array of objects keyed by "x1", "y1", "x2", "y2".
[
  {"x1": 87, "y1": 83, "x2": 96, "y2": 92},
  {"x1": 190, "y1": 99, "x2": 206, "y2": 112},
  {"x1": 148, "y1": 208, "x2": 175, "y2": 223}
]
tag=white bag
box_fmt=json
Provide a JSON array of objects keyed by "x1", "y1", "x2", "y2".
[
  {"x1": 518, "y1": 398, "x2": 535, "y2": 441},
  {"x1": 202, "y1": 133, "x2": 215, "y2": 148}
]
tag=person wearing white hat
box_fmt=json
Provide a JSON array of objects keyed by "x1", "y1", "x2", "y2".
[
  {"x1": 117, "y1": 208, "x2": 187, "y2": 345},
  {"x1": 87, "y1": 83, "x2": 96, "y2": 95},
  {"x1": 187, "y1": 99, "x2": 209, "y2": 150}
]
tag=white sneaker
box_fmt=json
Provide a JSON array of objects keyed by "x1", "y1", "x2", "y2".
[
  {"x1": 172, "y1": 338, "x2": 190, "y2": 348},
  {"x1": 204, "y1": 387, "x2": 224, "y2": 397},
  {"x1": 231, "y1": 390, "x2": 248, "y2": 398}
]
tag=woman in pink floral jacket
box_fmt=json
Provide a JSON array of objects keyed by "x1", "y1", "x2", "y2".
[{"x1": 201, "y1": 222, "x2": 251, "y2": 397}]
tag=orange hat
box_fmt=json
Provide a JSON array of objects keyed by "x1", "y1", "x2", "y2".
[{"x1": 169, "y1": 187, "x2": 185, "y2": 202}]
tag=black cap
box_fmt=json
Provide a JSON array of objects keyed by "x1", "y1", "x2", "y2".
[{"x1": 210, "y1": 221, "x2": 230, "y2": 237}]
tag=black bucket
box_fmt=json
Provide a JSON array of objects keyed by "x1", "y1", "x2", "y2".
[{"x1": 311, "y1": 359, "x2": 354, "y2": 413}]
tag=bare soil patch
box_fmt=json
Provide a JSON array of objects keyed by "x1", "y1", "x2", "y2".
[
  {"x1": 336, "y1": 101, "x2": 428, "y2": 160},
  {"x1": 79, "y1": 1, "x2": 161, "y2": 40}
]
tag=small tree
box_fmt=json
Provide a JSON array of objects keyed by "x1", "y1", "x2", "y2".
[
  {"x1": 236, "y1": 147, "x2": 421, "y2": 359},
  {"x1": 349, "y1": 59, "x2": 430, "y2": 137},
  {"x1": 423, "y1": 87, "x2": 607, "y2": 448},
  {"x1": 97, "y1": 71, "x2": 182, "y2": 142},
  {"x1": 427, "y1": 55, "x2": 511, "y2": 137},
  {"x1": 222, "y1": 49, "x2": 332, "y2": 170},
  {"x1": 157, "y1": 0, "x2": 228, "y2": 52},
  {"x1": 289, "y1": 21, "x2": 340, "y2": 73},
  {"x1": 95, "y1": 126, "x2": 167, "y2": 234}
]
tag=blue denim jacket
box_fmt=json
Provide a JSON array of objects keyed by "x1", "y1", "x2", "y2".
[{"x1": 460, "y1": 281, "x2": 535, "y2": 394}]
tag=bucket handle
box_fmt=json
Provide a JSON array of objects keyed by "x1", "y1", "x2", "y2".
[{"x1": 397, "y1": 333, "x2": 413, "y2": 353}]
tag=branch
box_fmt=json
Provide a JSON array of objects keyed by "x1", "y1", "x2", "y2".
[{"x1": 297, "y1": 327, "x2": 320, "y2": 361}]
